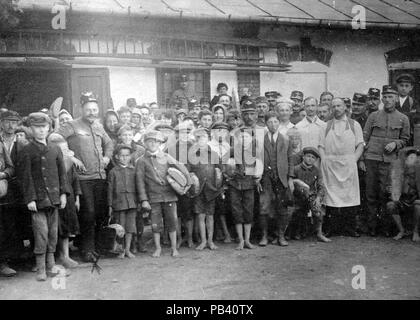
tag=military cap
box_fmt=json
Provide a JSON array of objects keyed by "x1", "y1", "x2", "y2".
[
  {"x1": 211, "y1": 121, "x2": 229, "y2": 131},
  {"x1": 80, "y1": 91, "x2": 98, "y2": 106},
  {"x1": 113, "y1": 143, "x2": 133, "y2": 156},
  {"x1": 155, "y1": 123, "x2": 174, "y2": 131},
  {"x1": 302, "y1": 146, "x2": 320, "y2": 159},
  {"x1": 192, "y1": 127, "x2": 209, "y2": 138},
  {"x1": 352, "y1": 93, "x2": 368, "y2": 105},
  {"x1": 382, "y1": 85, "x2": 398, "y2": 95},
  {"x1": 0, "y1": 110, "x2": 21, "y2": 121},
  {"x1": 143, "y1": 130, "x2": 165, "y2": 143},
  {"x1": 367, "y1": 88, "x2": 380, "y2": 99},
  {"x1": 290, "y1": 91, "x2": 304, "y2": 101},
  {"x1": 255, "y1": 96, "x2": 268, "y2": 104},
  {"x1": 265, "y1": 91, "x2": 281, "y2": 98},
  {"x1": 28, "y1": 112, "x2": 52, "y2": 126},
  {"x1": 241, "y1": 99, "x2": 257, "y2": 113},
  {"x1": 396, "y1": 73, "x2": 415, "y2": 84},
  {"x1": 342, "y1": 98, "x2": 352, "y2": 109}
]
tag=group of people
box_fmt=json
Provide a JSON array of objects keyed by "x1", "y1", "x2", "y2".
[{"x1": 0, "y1": 72, "x2": 419, "y2": 282}]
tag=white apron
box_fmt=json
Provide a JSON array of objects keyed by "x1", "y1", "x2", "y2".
[{"x1": 321, "y1": 120, "x2": 360, "y2": 207}]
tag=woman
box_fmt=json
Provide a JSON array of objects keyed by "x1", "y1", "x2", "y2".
[
  {"x1": 58, "y1": 109, "x2": 73, "y2": 126},
  {"x1": 103, "y1": 109, "x2": 120, "y2": 146},
  {"x1": 212, "y1": 104, "x2": 226, "y2": 123}
]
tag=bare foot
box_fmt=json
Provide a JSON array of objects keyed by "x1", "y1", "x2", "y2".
[
  {"x1": 317, "y1": 234, "x2": 331, "y2": 243},
  {"x1": 271, "y1": 237, "x2": 278, "y2": 245},
  {"x1": 152, "y1": 248, "x2": 161, "y2": 258},
  {"x1": 393, "y1": 231, "x2": 405, "y2": 240},
  {"x1": 171, "y1": 249, "x2": 179, "y2": 257},
  {"x1": 223, "y1": 237, "x2": 232, "y2": 244},
  {"x1": 118, "y1": 251, "x2": 125, "y2": 259},
  {"x1": 187, "y1": 239, "x2": 194, "y2": 248},
  {"x1": 125, "y1": 251, "x2": 135, "y2": 259},
  {"x1": 244, "y1": 241, "x2": 255, "y2": 249},
  {"x1": 412, "y1": 232, "x2": 420, "y2": 242},
  {"x1": 196, "y1": 242, "x2": 207, "y2": 251},
  {"x1": 236, "y1": 241, "x2": 244, "y2": 250},
  {"x1": 259, "y1": 237, "x2": 268, "y2": 247},
  {"x1": 208, "y1": 242, "x2": 218, "y2": 250}
]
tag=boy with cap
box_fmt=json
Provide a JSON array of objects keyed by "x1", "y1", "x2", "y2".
[
  {"x1": 265, "y1": 91, "x2": 281, "y2": 110},
  {"x1": 21, "y1": 112, "x2": 70, "y2": 281},
  {"x1": 135, "y1": 130, "x2": 191, "y2": 257},
  {"x1": 290, "y1": 147, "x2": 330, "y2": 242},
  {"x1": 395, "y1": 73, "x2": 419, "y2": 116},
  {"x1": 108, "y1": 144, "x2": 137, "y2": 258}
]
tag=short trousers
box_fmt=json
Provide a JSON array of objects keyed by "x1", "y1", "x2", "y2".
[
  {"x1": 113, "y1": 209, "x2": 137, "y2": 234},
  {"x1": 194, "y1": 193, "x2": 216, "y2": 216},
  {"x1": 150, "y1": 201, "x2": 178, "y2": 233},
  {"x1": 387, "y1": 199, "x2": 418, "y2": 216},
  {"x1": 229, "y1": 187, "x2": 254, "y2": 225}
]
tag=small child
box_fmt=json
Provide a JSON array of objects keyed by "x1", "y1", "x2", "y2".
[
  {"x1": 290, "y1": 147, "x2": 330, "y2": 243},
  {"x1": 107, "y1": 144, "x2": 138, "y2": 259},
  {"x1": 21, "y1": 113, "x2": 70, "y2": 281},
  {"x1": 135, "y1": 130, "x2": 191, "y2": 257},
  {"x1": 189, "y1": 127, "x2": 223, "y2": 250}
]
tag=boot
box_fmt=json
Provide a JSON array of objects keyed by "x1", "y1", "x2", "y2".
[
  {"x1": 35, "y1": 254, "x2": 47, "y2": 281},
  {"x1": 46, "y1": 253, "x2": 59, "y2": 277},
  {"x1": 0, "y1": 263, "x2": 17, "y2": 277},
  {"x1": 277, "y1": 213, "x2": 291, "y2": 246}
]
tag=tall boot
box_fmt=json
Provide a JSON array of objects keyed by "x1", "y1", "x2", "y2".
[{"x1": 35, "y1": 254, "x2": 47, "y2": 281}]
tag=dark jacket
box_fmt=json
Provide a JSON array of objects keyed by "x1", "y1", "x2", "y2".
[
  {"x1": 57, "y1": 117, "x2": 113, "y2": 181},
  {"x1": 107, "y1": 164, "x2": 137, "y2": 211},
  {"x1": 21, "y1": 140, "x2": 70, "y2": 209},
  {"x1": 135, "y1": 150, "x2": 191, "y2": 204},
  {"x1": 263, "y1": 131, "x2": 294, "y2": 189}
]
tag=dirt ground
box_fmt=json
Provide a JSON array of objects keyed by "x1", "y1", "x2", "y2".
[{"x1": 0, "y1": 234, "x2": 419, "y2": 300}]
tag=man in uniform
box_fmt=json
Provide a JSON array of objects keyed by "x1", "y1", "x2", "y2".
[
  {"x1": 367, "y1": 88, "x2": 381, "y2": 114},
  {"x1": 170, "y1": 74, "x2": 195, "y2": 110},
  {"x1": 351, "y1": 93, "x2": 368, "y2": 129},
  {"x1": 290, "y1": 91, "x2": 304, "y2": 124},
  {"x1": 361, "y1": 85, "x2": 410, "y2": 236},
  {"x1": 265, "y1": 91, "x2": 281, "y2": 111}
]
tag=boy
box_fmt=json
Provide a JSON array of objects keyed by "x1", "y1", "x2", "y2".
[
  {"x1": 118, "y1": 106, "x2": 132, "y2": 125},
  {"x1": 21, "y1": 113, "x2": 70, "y2": 281},
  {"x1": 386, "y1": 148, "x2": 420, "y2": 242},
  {"x1": 395, "y1": 73, "x2": 419, "y2": 116},
  {"x1": 198, "y1": 110, "x2": 213, "y2": 130},
  {"x1": 108, "y1": 144, "x2": 137, "y2": 258},
  {"x1": 118, "y1": 124, "x2": 145, "y2": 164},
  {"x1": 189, "y1": 127, "x2": 223, "y2": 250},
  {"x1": 290, "y1": 147, "x2": 330, "y2": 242},
  {"x1": 135, "y1": 130, "x2": 191, "y2": 257}
]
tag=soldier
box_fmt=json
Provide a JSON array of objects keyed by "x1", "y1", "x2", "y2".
[
  {"x1": 367, "y1": 88, "x2": 381, "y2": 114},
  {"x1": 170, "y1": 74, "x2": 195, "y2": 110},
  {"x1": 255, "y1": 96, "x2": 269, "y2": 127},
  {"x1": 290, "y1": 91, "x2": 304, "y2": 124},
  {"x1": 351, "y1": 93, "x2": 368, "y2": 129},
  {"x1": 343, "y1": 98, "x2": 352, "y2": 115},
  {"x1": 361, "y1": 85, "x2": 410, "y2": 237},
  {"x1": 320, "y1": 91, "x2": 334, "y2": 107},
  {"x1": 265, "y1": 91, "x2": 281, "y2": 111}
]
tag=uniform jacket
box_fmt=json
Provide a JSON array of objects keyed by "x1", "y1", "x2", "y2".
[
  {"x1": 107, "y1": 164, "x2": 137, "y2": 211},
  {"x1": 57, "y1": 117, "x2": 113, "y2": 180},
  {"x1": 20, "y1": 140, "x2": 70, "y2": 209},
  {"x1": 263, "y1": 131, "x2": 294, "y2": 189},
  {"x1": 135, "y1": 150, "x2": 192, "y2": 204},
  {"x1": 351, "y1": 112, "x2": 368, "y2": 130},
  {"x1": 363, "y1": 109, "x2": 410, "y2": 163}
]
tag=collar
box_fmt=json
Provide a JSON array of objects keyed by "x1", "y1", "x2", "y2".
[
  {"x1": 146, "y1": 150, "x2": 163, "y2": 158},
  {"x1": 333, "y1": 115, "x2": 348, "y2": 122},
  {"x1": 301, "y1": 162, "x2": 314, "y2": 171},
  {"x1": 306, "y1": 115, "x2": 318, "y2": 123}
]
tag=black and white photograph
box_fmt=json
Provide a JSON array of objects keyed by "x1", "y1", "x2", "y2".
[{"x1": 0, "y1": 0, "x2": 419, "y2": 304}]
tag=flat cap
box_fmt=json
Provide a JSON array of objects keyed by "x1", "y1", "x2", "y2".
[
  {"x1": 0, "y1": 110, "x2": 21, "y2": 121},
  {"x1": 80, "y1": 91, "x2": 98, "y2": 106},
  {"x1": 382, "y1": 85, "x2": 398, "y2": 95},
  {"x1": 302, "y1": 146, "x2": 320, "y2": 159},
  {"x1": 290, "y1": 91, "x2": 304, "y2": 101},
  {"x1": 28, "y1": 112, "x2": 52, "y2": 126},
  {"x1": 396, "y1": 73, "x2": 415, "y2": 84},
  {"x1": 352, "y1": 93, "x2": 368, "y2": 105},
  {"x1": 265, "y1": 91, "x2": 281, "y2": 98},
  {"x1": 211, "y1": 121, "x2": 229, "y2": 130},
  {"x1": 113, "y1": 143, "x2": 133, "y2": 156},
  {"x1": 192, "y1": 127, "x2": 209, "y2": 138},
  {"x1": 155, "y1": 123, "x2": 174, "y2": 131},
  {"x1": 143, "y1": 130, "x2": 165, "y2": 142},
  {"x1": 367, "y1": 88, "x2": 380, "y2": 99},
  {"x1": 176, "y1": 109, "x2": 188, "y2": 117},
  {"x1": 240, "y1": 99, "x2": 257, "y2": 113}
]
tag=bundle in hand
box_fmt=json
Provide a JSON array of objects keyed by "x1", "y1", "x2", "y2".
[{"x1": 167, "y1": 167, "x2": 191, "y2": 195}]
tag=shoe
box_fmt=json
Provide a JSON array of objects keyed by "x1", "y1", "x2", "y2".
[
  {"x1": 57, "y1": 257, "x2": 79, "y2": 269},
  {"x1": 35, "y1": 254, "x2": 47, "y2": 281},
  {"x1": 0, "y1": 263, "x2": 17, "y2": 277},
  {"x1": 278, "y1": 236, "x2": 289, "y2": 247}
]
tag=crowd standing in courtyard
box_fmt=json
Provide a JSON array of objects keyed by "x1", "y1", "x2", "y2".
[{"x1": 0, "y1": 73, "x2": 419, "y2": 282}]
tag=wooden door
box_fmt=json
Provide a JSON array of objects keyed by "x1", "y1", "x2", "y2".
[{"x1": 71, "y1": 68, "x2": 111, "y2": 118}]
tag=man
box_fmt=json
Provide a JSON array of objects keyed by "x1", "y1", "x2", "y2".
[
  {"x1": 295, "y1": 97, "x2": 327, "y2": 150},
  {"x1": 139, "y1": 105, "x2": 154, "y2": 130},
  {"x1": 317, "y1": 103, "x2": 331, "y2": 122},
  {"x1": 265, "y1": 91, "x2": 281, "y2": 111},
  {"x1": 126, "y1": 98, "x2": 137, "y2": 111},
  {"x1": 320, "y1": 91, "x2": 334, "y2": 107},
  {"x1": 361, "y1": 85, "x2": 410, "y2": 237},
  {"x1": 367, "y1": 88, "x2": 381, "y2": 114},
  {"x1": 255, "y1": 96, "x2": 269, "y2": 127},
  {"x1": 228, "y1": 100, "x2": 264, "y2": 250},
  {"x1": 351, "y1": 93, "x2": 368, "y2": 129},
  {"x1": 170, "y1": 74, "x2": 195, "y2": 110},
  {"x1": 57, "y1": 92, "x2": 113, "y2": 262},
  {"x1": 0, "y1": 110, "x2": 20, "y2": 157},
  {"x1": 320, "y1": 98, "x2": 365, "y2": 237},
  {"x1": 343, "y1": 98, "x2": 352, "y2": 114},
  {"x1": 290, "y1": 91, "x2": 304, "y2": 125},
  {"x1": 275, "y1": 98, "x2": 295, "y2": 136}
]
